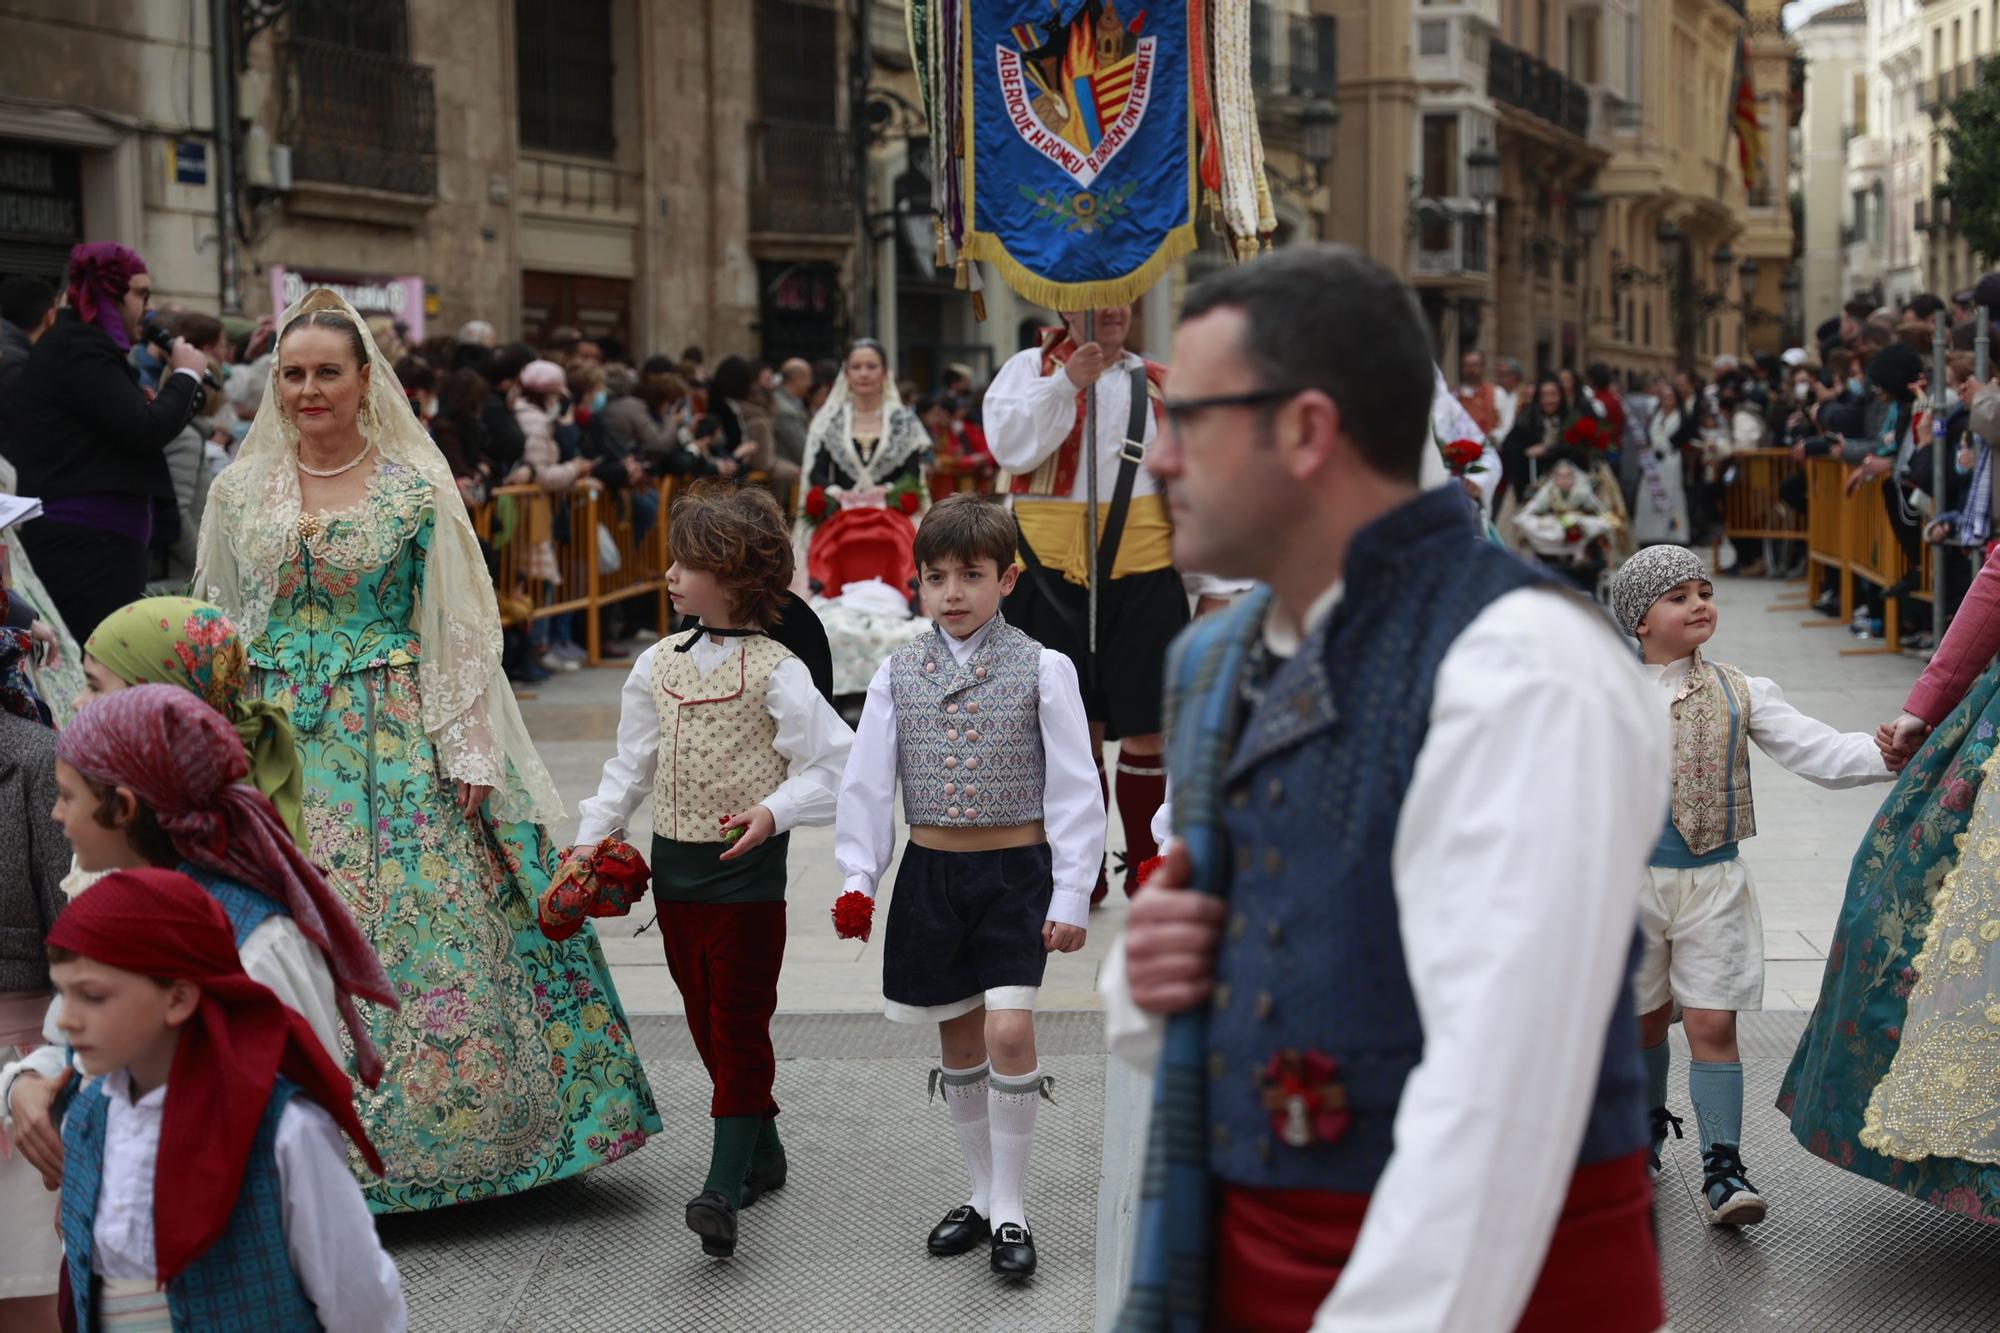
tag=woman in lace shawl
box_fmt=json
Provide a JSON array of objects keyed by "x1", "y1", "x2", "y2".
[
  {"x1": 194, "y1": 290, "x2": 659, "y2": 1213},
  {"x1": 792, "y1": 339, "x2": 934, "y2": 696}
]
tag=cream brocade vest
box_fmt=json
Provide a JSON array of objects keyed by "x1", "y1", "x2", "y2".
[
  {"x1": 1668, "y1": 655, "x2": 1757, "y2": 857},
  {"x1": 650, "y1": 632, "x2": 793, "y2": 843}
]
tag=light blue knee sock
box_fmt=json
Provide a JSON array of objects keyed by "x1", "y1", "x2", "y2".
[
  {"x1": 1687, "y1": 1060, "x2": 1744, "y2": 1153},
  {"x1": 1642, "y1": 1042, "x2": 1670, "y2": 1115}
]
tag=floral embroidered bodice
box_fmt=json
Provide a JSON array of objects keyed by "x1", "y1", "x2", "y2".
[{"x1": 249, "y1": 460, "x2": 432, "y2": 733}]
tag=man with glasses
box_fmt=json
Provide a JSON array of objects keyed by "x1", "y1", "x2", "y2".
[
  {"x1": 985, "y1": 302, "x2": 1215, "y2": 904},
  {"x1": 4, "y1": 243, "x2": 203, "y2": 639},
  {"x1": 1106, "y1": 246, "x2": 1671, "y2": 1332}
]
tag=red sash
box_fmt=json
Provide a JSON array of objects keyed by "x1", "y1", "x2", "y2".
[
  {"x1": 1208, "y1": 1150, "x2": 1661, "y2": 1333},
  {"x1": 1008, "y1": 329, "x2": 1170, "y2": 497}
]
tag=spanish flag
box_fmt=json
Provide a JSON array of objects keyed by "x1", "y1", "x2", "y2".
[{"x1": 1730, "y1": 32, "x2": 1764, "y2": 192}]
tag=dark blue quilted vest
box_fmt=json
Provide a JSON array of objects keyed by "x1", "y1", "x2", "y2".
[
  {"x1": 1201, "y1": 484, "x2": 1648, "y2": 1190},
  {"x1": 62, "y1": 1078, "x2": 321, "y2": 1331}
]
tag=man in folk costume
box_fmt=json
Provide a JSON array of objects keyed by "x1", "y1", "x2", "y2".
[
  {"x1": 1104, "y1": 247, "x2": 1671, "y2": 1332},
  {"x1": 986, "y1": 305, "x2": 1237, "y2": 904}
]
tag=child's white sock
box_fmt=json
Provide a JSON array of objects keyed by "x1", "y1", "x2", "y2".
[
  {"x1": 935, "y1": 1062, "x2": 992, "y2": 1216},
  {"x1": 988, "y1": 1067, "x2": 1051, "y2": 1230}
]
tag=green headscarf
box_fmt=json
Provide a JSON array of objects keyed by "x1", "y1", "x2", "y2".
[{"x1": 83, "y1": 597, "x2": 308, "y2": 849}]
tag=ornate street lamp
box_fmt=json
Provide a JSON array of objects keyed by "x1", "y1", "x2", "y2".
[
  {"x1": 1712, "y1": 244, "x2": 1737, "y2": 293},
  {"x1": 1467, "y1": 142, "x2": 1501, "y2": 207},
  {"x1": 1739, "y1": 256, "x2": 1761, "y2": 290},
  {"x1": 1657, "y1": 220, "x2": 1684, "y2": 270},
  {"x1": 1300, "y1": 99, "x2": 1341, "y2": 178},
  {"x1": 1573, "y1": 188, "x2": 1604, "y2": 242}
]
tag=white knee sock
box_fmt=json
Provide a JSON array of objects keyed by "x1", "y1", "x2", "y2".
[
  {"x1": 935, "y1": 1062, "x2": 992, "y2": 1216},
  {"x1": 988, "y1": 1067, "x2": 1049, "y2": 1230}
]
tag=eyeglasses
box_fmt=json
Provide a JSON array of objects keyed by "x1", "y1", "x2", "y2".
[{"x1": 1161, "y1": 387, "x2": 1303, "y2": 428}]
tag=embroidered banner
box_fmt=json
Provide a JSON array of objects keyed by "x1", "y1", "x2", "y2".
[{"x1": 961, "y1": 2, "x2": 1198, "y2": 309}]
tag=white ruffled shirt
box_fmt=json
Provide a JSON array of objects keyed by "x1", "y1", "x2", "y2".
[
  {"x1": 834, "y1": 615, "x2": 1106, "y2": 929},
  {"x1": 1103, "y1": 580, "x2": 1673, "y2": 1332},
  {"x1": 89, "y1": 1068, "x2": 406, "y2": 1332},
  {"x1": 575, "y1": 633, "x2": 853, "y2": 845}
]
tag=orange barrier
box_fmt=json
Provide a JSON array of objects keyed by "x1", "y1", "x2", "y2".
[
  {"x1": 471, "y1": 478, "x2": 679, "y2": 666},
  {"x1": 1785, "y1": 456, "x2": 1933, "y2": 654}
]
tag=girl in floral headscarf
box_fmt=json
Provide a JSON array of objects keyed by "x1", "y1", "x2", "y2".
[{"x1": 78, "y1": 596, "x2": 305, "y2": 849}]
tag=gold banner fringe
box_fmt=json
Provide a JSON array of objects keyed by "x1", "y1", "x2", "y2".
[{"x1": 962, "y1": 222, "x2": 1200, "y2": 312}]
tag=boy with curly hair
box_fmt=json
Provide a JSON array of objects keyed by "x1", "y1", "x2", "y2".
[{"x1": 576, "y1": 481, "x2": 853, "y2": 1259}]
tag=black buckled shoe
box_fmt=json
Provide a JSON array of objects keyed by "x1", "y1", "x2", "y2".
[
  {"x1": 685, "y1": 1190, "x2": 739, "y2": 1258},
  {"x1": 740, "y1": 1157, "x2": 788, "y2": 1209},
  {"x1": 927, "y1": 1205, "x2": 991, "y2": 1256},
  {"x1": 990, "y1": 1221, "x2": 1037, "y2": 1278}
]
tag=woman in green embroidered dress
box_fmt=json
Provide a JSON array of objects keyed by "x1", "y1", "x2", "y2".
[{"x1": 194, "y1": 289, "x2": 659, "y2": 1213}]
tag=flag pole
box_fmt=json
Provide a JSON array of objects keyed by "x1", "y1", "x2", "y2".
[{"x1": 1084, "y1": 308, "x2": 1101, "y2": 682}]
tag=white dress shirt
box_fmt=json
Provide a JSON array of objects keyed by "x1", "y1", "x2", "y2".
[
  {"x1": 575, "y1": 634, "x2": 853, "y2": 846},
  {"x1": 1102, "y1": 580, "x2": 1671, "y2": 1332},
  {"x1": 1, "y1": 914, "x2": 343, "y2": 1128},
  {"x1": 835, "y1": 615, "x2": 1106, "y2": 929},
  {"x1": 90, "y1": 1068, "x2": 406, "y2": 1332},
  {"x1": 1650, "y1": 655, "x2": 1891, "y2": 787}
]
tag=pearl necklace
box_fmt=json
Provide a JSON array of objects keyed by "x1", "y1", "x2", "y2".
[{"x1": 295, "y1": 439, "x2": 376, "y2": 478}]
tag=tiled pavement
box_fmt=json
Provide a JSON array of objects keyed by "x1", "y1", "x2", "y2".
[{"x1": 388, "y1": 579, "x2": 2000, "y2": 1330}]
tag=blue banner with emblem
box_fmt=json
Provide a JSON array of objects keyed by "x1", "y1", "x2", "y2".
[{"x1": 960, "y1": 2, "x2": 1197, "y2": 309}]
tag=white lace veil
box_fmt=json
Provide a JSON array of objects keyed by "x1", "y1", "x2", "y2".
[
  {"x1": 194, "y1": 288, "x2": 564, "y2": 828},
  {"x1": 797, "y1": 342, "x2": 926, "y2": 519}
]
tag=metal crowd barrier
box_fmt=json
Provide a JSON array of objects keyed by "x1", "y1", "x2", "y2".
[{"x1": 469, "y1": 478, "x2": 679, "y2": 666}]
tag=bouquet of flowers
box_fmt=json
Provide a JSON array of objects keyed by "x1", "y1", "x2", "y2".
[
  {"x1": 1439, "y1": 437, "x2": 1486, "y2": 476},
  {"x1": 1562, "y1": 416, "x2": 1605, "y2": 451},
  {"x1": 801, "y1": 478, "x2": 926, "y2": 529}
]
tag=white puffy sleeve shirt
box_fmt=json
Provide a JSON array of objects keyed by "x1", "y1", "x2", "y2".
[
  {"x1": 835, "y1": 618, "x2": 1105, "y2": 928},
  {"x1": 1101, "y1": 584, "x2": 1672, "y2": 1332},
  {"x1": 89, "y1": 1069, "x2": 407, "y2": 1333},
  {"x1": 1651, "y1": 656, "x2": 1894, "y2": 787},
  {"x1": 574, "y1": 636, "x2": 854, "y2": 846}
]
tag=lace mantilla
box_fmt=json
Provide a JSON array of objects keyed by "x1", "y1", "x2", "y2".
[{"x1": 195, "y1": 288, "x2": 562, "y2": 828}]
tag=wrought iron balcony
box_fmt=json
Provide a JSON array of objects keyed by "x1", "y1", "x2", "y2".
[
  {"x1": 1487, "y1": 40, "x2": 1590, "y2": 140},
  {"x1": 283, "y1": 38, "x2": 437, "y2": 197},
  {"x1": 750, "y1": 120, "x2": 854, "y2": 237},
  {"x1": 1414, "y1": 207, "x2": 1490, "y2": 279},
  {"x1": 1249, "y1": 6, "x2": 1338, "y2": 99}
]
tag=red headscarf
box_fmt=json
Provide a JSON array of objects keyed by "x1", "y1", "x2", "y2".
[
  {"x1": 66, "y1": 242, "x2": 147, "y2": 353},
  {"x1": 56, "y1": 684, "x2": 394, "y2": 1084},
  {"x1": 47, "y1": 868, "x2": 382, "y2": 1285}
]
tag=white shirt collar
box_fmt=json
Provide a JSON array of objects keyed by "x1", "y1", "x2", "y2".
[
  {"x1": 938, "y1": 614, "x2": 999, "y2": 665},
  {"x1": 1262, "y1": 581, "x2": 1344, "y2": 658},
  {"x1": 103, "y1": 1067, "x2": 167, "y2": 1111},
  {"x1": 1650, "y1": 652, "x2": 1699, "y2": 692}
]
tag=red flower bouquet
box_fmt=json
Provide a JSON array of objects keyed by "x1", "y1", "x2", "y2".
[
  {"x1": 1440, "y1": 438, "x2": 1485, "y2": 476},
  {"x1": 804, "y1": 485, "x2": 830, "y2": 521},
  {"x1": 1562, "y1": 416, "x2": 1604, "y2": 450},
  {"x1": 832, "y1": 889, "x2": 875, "y2": 941},
  {"x1": 898, "y1": 489, "x2": 922, "y2": 515}
]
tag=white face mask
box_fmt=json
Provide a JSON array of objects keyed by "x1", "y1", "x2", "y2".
[{"x1": 1795, "y1": 382, "x2": 1812, "y2": 401}]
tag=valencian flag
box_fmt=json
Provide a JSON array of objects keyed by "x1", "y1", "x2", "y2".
[
  {"x1": 1729, "y1": 31, "x2": 1764, "y2": 193},
  {"x1": 911, "y1": 0, "x2": 1273, "y2": 311}
]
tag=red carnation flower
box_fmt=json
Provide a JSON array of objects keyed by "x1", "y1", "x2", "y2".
[
  {"x1": 1134, "y1": 855, "x2": 1166, "y2": 889},
  {"x1": 832, "y1": 890, "x2": 875, "y2": 941},
  {"x1": 1562, "y1": 416, "x2": 1604, "y2": 449},
  {"x1": 805, "y1": 485, "x2": 829, "y2": 519},
  {"x1": 1442, "y1": 439, "x2": 1485, "y2": 475},
  {"x1": 898, "y1": 489, "x2": 921, "y2": 515}
]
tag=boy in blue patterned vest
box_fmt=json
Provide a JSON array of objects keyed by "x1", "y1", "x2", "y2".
[
  {"x1": 1609, "y1": 545, "x2": 1894, "y2": 1227},
  {"x1": 836, "y1": 494, "x2": 1104, "y2": 1280},
  {"x1": 47, "y1": 867, "x2": 403, "y2": 1332}
]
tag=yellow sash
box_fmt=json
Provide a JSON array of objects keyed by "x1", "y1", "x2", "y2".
[{"x1": 1013, "y1": 496, "x2": 1174, "y2": 586}]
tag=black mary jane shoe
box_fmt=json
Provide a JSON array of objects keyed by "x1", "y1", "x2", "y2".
[
  {"x1": 740, "y1": 1158, "x2": 788, "y2": 1209},
  {"x1": 685, "y1": 1191, "x2": 739, "y2": 1258},
  {"x1": 927, "y1": 1205, "x2": 991, "y2": 1256},
  {"x1": 989, "y1": 1222, "x2": 1037, "y2": 1278}
]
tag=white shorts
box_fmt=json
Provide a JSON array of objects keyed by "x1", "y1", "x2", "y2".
[{"x1": 1633, "y1": 858, "x2": 1764, "y2": 1014}]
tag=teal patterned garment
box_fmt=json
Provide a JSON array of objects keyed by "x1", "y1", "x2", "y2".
[
  {"x1": 249, "y1": 460, "x2": 660, "y2": 1214},
  {"x1": 1778, "y1": 658, "x2": 2000, "y2": 1223}
]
